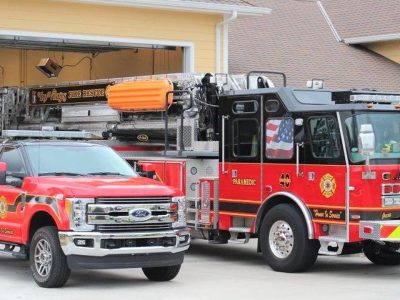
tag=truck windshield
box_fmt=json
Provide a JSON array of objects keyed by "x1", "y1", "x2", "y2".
[
  {"x1": 344, "y1": 112, "x2": 400, "y2": 163},
  {"x1": 25, "y1": 144, "x2": 137, "y2": 177}
]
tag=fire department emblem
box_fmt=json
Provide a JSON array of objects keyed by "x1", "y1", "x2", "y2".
[
  {"x1": 0, "y1": 196, "x2": 8, "y2": 219},
  {"x1": 320, "y1": 173, "x2": 336, "y2": 198}
]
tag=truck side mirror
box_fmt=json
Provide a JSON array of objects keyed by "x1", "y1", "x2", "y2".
[
  {"x1": 358, "y1": 124, "x2": 375, "y2": 155},
  {"x1": 137, "y1": 163, "x2": 158, "y2": 180},
  {"x1": 0, "y1": 162, "x2": 6, "y2": 185}
]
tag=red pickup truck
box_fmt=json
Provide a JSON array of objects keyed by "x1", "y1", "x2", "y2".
[{"x1": 0, "y1": 140, "x2": 189, "y2": 287}]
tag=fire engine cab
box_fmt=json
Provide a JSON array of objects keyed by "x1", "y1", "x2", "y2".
[{"x1": 1, "y1": 71, "x2": 400, "y2": 273}]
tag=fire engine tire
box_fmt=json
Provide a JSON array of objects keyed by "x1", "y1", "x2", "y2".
[
  {"x1": 142, "y1": 264, "x2": 181, "y2": 281},
  {"x1": 29, "y1": 226, "x2": 71, "y2": 288},
  {"x1": 363, "y1": 242, "x2": 400, "y2": 266},
  {"x1": 259, "y1": 204, "x2": 320, "y2": 273}
]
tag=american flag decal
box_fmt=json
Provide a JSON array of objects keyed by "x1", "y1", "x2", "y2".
[{"x1": 266, "y1": 118, "x2": 294, "y2": 159}]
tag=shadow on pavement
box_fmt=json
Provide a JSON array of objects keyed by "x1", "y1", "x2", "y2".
[
  {"x1": 0, "y1": 254, "x2": 175, "y2": 288},
  {"x1": 187, "y1": 240, "x2": 400, "y2": 279}
]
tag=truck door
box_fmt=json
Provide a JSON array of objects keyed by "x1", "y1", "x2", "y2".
[
  {"x1": 219, "y1": 96, "x2": 263, "y2": 221},
  {"x1": 302, "y1": 114, "x2": 346, "y2": 223},
  {"x1": 0, "y1": 147, "x2": 27, "y2": 244}
]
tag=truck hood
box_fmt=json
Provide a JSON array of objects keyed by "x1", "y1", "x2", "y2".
[{"x1": 32, "y1": 176, "x2": 178, "y2": 198}]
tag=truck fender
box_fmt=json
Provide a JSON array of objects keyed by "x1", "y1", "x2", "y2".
[
  {"x1": 22, "y1": 206, "x2": 63, "y2": 244},
  {"x1": 255, "y1": 191, "x2": 314, "y2": 239}
]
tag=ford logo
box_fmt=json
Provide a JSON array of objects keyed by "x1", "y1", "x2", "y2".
[
  {"x1": 129, "y1": 208, "x2": 152, "y2": 222},
  {"x1": 137, "y1": 134, "x2": 149, "y2": 142}
]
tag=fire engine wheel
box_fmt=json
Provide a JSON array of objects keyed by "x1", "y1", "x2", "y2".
[
  {"x1": 260, "y1": 204, "x2": 320, "y2": 273},
  {"x1": 30, "y1": 226, "x2": 71, "y2": 288},
  {"x1": 363, "y1": 242, "x2": 400, "y2": 266},
  {"x1": 142, "y1": 264, "x2": 181, "y2": 281}
]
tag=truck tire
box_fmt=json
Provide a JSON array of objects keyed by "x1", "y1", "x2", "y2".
[
  {"x1": 363, "y1": 242, "x2": 400, "y2": 266},
  {"x1": 259, "y1": 204, "x2": 320, "y2": 272},
  {"x1": 29, "y1": 226, "x2": 71, "y2": 288},
  {"x1": 142, "y1": 264, "x2": 181, "y2": 281}
]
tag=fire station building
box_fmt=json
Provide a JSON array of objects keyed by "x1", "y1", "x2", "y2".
[{"x1": 0, "y1": 0, "x2": 269, "y2": 87}]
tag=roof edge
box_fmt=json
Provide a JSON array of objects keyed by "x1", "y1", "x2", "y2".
[
  {"x1": 344, "y1": 33, "x2": 400, "y2": 44},
  {"x1": 55, "y1": 0, "x2": 272, "y2": 16}
]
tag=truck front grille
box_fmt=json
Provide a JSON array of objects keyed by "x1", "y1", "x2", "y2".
[
  {"x1": 96, "y1": 197, "x2": 171, "y2": 204},
  {"x1": 89, "y1": 197, "x2": 175, "y2": 233},
  {"x1": 97, "y1": 223, "x2": 172, "y2": 233}
]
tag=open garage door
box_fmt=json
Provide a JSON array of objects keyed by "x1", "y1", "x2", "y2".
[{"x1": 0, "y1": 31, "x2": 194, "y2": 87}]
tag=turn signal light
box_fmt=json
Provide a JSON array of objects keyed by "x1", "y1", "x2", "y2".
[
  {"x1": 363, "y1": 226, "x2": 373, "y2": 234},
  {"x1": 383, "y1": 185, "x2": 393, "y2": 194}
]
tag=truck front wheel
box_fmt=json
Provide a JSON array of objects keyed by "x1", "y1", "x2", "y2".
[
  {"x1": 30, "y1": 226, "x2": 71, "y2": 288},
  {"x1": 363, "y1": 242, "x2": 400, "y2": 265},
  {"x1": 259, "y1": 204, "x2": 320, "y2": 272},
  {"x1": 142, "y1": 264, "x2": 181, "y2": 281}
]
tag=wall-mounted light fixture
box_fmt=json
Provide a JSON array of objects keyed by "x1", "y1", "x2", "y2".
[{"x1": 36, "y1": 58, "x2": 62, "y2": 78}]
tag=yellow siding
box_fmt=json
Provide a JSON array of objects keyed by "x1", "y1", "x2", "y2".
[
  {"x1": 366, "y1": 41, "x2": 400, "y2": 64},
  {"x1": 0, "y1": 0, "x2": 223, "y2": 73}
]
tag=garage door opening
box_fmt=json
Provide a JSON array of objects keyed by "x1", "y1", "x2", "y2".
[{"x1": 0, "y1": 32, "x2": 193, "y2": 87}]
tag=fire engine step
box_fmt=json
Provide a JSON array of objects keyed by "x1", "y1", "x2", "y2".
[
  {"x1": 0, "y1": 242, "x2": 28, "y2": 259},
  {"x1": 229, "y1": 227, "x2": 251, "y2": 244},
  {"x1": 318, "y1": 236, "x2": 346, "y2": 256}
]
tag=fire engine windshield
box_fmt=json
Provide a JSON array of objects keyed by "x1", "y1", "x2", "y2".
[
  {"x1": 345, "y1": 112, "x2": 400, "y2": 163},
  {"x1": 25, "y1": 144, "x2": 137, "y2": 177}
]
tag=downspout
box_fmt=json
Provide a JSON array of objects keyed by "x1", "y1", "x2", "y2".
[{"x1": 216, "y1": 11, "x2": 237, "y2": 73}]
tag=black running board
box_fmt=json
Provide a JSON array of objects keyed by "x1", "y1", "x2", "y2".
[{"x1": 0, "y1": 242, "x2": 28, "y2": 259}]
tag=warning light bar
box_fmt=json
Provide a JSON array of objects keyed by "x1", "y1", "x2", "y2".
[
  {"x1": 1, "y1": 130, "x2": 101, "y2": 140},
  {"x1": 350, "y1": 94, "x2": 400, "y2": 103}
]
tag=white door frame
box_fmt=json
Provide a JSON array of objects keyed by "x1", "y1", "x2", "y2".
[{"x1": 0, "y1": 29, "x2": 195, "y2": 73}]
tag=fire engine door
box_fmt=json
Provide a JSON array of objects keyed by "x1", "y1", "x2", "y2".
[
  {"x1": 0, "y1": 147, "x2": 26, "y2": 243},
  {"x1": 301, "y1": 114, "x2": 346, "y2": 220},
  {"x1": 219, "y1": 96, "x2": 263, "y2": 217}
]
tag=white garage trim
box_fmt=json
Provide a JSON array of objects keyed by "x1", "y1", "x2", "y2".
[
  {"x1": 55, "y1": 0, "x2": 272, "y2": 16},
  {"x1": 0, "y1": 29, "x2": 195, "y2": 72}
]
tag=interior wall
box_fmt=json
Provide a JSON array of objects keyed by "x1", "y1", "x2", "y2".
[{"x1": 0, "y1": 47, "x2": 183, "y2": 87}]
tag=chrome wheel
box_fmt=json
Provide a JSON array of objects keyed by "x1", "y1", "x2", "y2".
[
  {"x1": 269, "y1": 220, "x2": 294, "y2": 259},
  {"x1": 34, "y1": 239, "x2": 53, "y2": 277}
]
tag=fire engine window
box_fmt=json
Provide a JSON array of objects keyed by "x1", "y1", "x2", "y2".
[
  {"x1": 0, "y1": 148, "x2": 26, "y2": 174},
  {"x1": 265, "y1": 99, "x2": 280, "y2": 112},
  {"x1": 266, "y1": 118, "x2": 294, "y2": 159},
  {"x1": 309, "y1": 116, "x2": 341, "y2": 158},
  {"x1": 232, "y1": 101, "x2": 259, "y2": 114},
  {"x1": 233, "y1": 119, "x2": 259, "y2": 157}
]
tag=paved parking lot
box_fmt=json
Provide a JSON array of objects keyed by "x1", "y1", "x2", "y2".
[{"x1": 0, "y1": 239, "x2": 399, "y2": 300}]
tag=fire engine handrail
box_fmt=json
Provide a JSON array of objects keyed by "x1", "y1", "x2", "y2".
[
  {"x1": 247, "y1": 71, "x2": 287, "y2": 88},
  {"x1": 164, "y1": 90, "x2": 193, "y2": 155},
  {"x1": 336, "y1": 111, "x2": 351, "y2": 242}
]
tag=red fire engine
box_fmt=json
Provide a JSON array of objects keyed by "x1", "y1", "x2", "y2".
[{"x1": 1, "y1": 71, "x2": 400, "y2": 272}]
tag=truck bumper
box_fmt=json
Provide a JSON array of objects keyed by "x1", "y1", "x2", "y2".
[
  {"x1": 58, "y1": 229, "x2": 190, "y2": 269},
  {"x1": 360, "y1": 220, "x2": 400, "y2": 242}
]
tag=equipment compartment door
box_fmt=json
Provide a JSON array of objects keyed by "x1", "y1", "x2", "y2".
[{"x1": 219, "y1": 96, "x2": 263, "y2": 221}]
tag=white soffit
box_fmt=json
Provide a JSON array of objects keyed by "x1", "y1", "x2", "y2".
[
  {"x1": 55, "y1": 0, "x2": 271, "y2": 16},
  {"x1": 344, "y1": 33, "x2": 400, "y2": 44}
]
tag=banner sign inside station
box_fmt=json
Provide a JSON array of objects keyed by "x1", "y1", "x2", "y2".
[{"x1": 29, "y1": 83, "x2": 112, "y2": 105}]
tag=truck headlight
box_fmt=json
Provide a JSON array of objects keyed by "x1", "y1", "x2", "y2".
[
  {"x1": 65, "y1": 198, "x2": 95, "y2": 231},
  {"x1": 172, "y1": 196, "x2": 186, "y2": 229}
]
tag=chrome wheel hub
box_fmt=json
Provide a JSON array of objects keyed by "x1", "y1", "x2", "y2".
[
  {"x1": 269, "y1": 220, "x2": 294, "y2": 259},
  {"x1": 34, "y1": 239, "x2": 52, "y2": 277}
]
